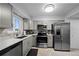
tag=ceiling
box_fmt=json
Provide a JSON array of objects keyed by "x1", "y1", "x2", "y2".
[{"x1": 11, "y1": 3, "x2": 79, "y2": 19}]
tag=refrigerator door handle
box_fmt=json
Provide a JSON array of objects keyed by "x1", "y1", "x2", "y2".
[{"x1": 61, "y1": 35, "x2": 63, "y2": 40}]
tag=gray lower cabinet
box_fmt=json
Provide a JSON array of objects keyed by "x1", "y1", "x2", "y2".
[
  {"x1": 1, "y1": 36, "x2": 34, "y2": 56},
  {"x1": 22, "y1": 38, "x2": 29, "y2": 56},
  {"x1": 22, "y1": 36, "x2": 33, "y2": 56},
  {"x1": 32, "y1": 35, "x2": 37, "y2": 47},
  {"x1": 2, "y1": 42, "x2": 22, "y2": 56},
  {"x1": 47, "y1": 35, "x2": 53, "y2": 47}
]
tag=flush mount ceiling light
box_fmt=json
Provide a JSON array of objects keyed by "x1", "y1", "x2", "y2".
[{"x1": 44, "y1": 4, "x2": 55, "y2": 13}]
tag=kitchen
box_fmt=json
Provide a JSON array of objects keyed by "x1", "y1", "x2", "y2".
[{"x1": 0, "y1": 3, "x2": 79, "y2": 56}]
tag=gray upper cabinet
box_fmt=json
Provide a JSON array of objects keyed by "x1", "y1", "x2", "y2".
[
  {"x1": 0, "y1": 3, "x2": 12, "y2": 28},
  {"x1": 23, "y1": 19, "x2": 34, "y2": 30}
]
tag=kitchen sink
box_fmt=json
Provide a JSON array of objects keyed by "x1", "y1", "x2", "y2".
[{"x1": 17, "y1": 36, "x2": 27, "y2": 39}]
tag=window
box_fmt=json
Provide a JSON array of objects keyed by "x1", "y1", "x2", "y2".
[
  {"x1": 12, "y1": 13, "x2": 23, "y2": 36},
  {"x1": 13, "y1": 14, "x2": 20, "y2": 31}
]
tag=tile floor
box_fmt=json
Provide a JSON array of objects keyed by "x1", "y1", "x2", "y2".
[{"x1": 31, "y1": 47, "x2": 79, "y2": 56}]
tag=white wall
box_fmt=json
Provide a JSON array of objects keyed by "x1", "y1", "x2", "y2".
[
  {"x1": 12, "y1": 4, "x2": 31, "y2": 19},
  {"x1": 33, "y1": 20, "x2": 64, "y2": 30},
  {"x1": 32, "y1": 16, "x2": 64, "y2": 21},
  {"x1": 32, "y1": 16, "x2": 64, "y2": 30},
  {"x1": 65, "y1": 19, "x2": 79, "y2": 49},
  {"x1": 65, "y1": 6, "x2": 79, "y2": 49},
  {"x1": 70, "y1": 20, "x2": 79, "y2": 49}
]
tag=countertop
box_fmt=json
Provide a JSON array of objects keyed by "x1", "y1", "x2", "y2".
[
  {"x1": 0, "y1": 34, "x2": 52, "y2": 51},
  {"x1": 0, "y1": 35, "x2": 33, "y2": 51}
]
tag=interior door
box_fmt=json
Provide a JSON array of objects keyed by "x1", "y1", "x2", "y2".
[
  {"x1": 54, "y1": 25, "x2": 62, "y2": 50},
  {"x1": 61, "y1": 23, "x2": 70, "y2": 50}
]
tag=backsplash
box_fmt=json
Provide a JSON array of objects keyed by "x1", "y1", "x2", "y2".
[
  {"x1": 0, "y1": 29, "x2": 53, "y2": 37},
  {"x1": 0, "y1": 28, "x2": 10, "y2": 40},
  {"x1": 24, "y1": 30, "x2": 52, "y2": 34},
  {"x1": 24, "y1": 30, "x2": 38, "y2": 34},
  {"x1": 0, "y1": 28, "x2": 17, "y2": 38},
  {"x1": 0, "y1": 28, "x2": 5, "y2": 34}
]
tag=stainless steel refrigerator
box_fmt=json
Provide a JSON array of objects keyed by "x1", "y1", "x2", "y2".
[{"x1": 53, "y1": 23, "x2": 70, "y2": 51}]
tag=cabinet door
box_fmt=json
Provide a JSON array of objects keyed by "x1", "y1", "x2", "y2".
[
  {"x1": 32, "y1": 35, "x2": 36, "y2": 47},
  {"x1": 22, "y1": 39, "x2": 29, "y2": 56},
  {"x1": 27, "y1": 38, "x2": 31, "y2": 51},
  {"x1": 28, "y1": 36, "x2": 33, "y2": 49},
  {"x1": 30, "y1": 21, "x2": 33, "y2": 29},
  {"x1": 2, "y1": 42, "x2": 22, "y2": 56},
  {"x1": 23, "y1": 19, "x2": 29, "y2": 29},
  {"x1": 0, "y1": 4, "x2": 2, "y2": 27},
  {"x1": 47, "y1": 24, "x2": 51, "y2": 30},
  {"x1": 0, "y1": 4, "x2": 12, "y2": 28},
  {"x1": 47, "y1": 35, "x2": 53, "y2": 47},
  {"x1": 22, "y1": 36, "x2": 33, "y2": 56},
  {"x1": 33, "y1": 21, "x2": 37, "y2": 30}
]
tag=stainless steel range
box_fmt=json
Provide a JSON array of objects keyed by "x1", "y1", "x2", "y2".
[{"x1": 37, "y1": 24, "x2": 48, "y2": 48}]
